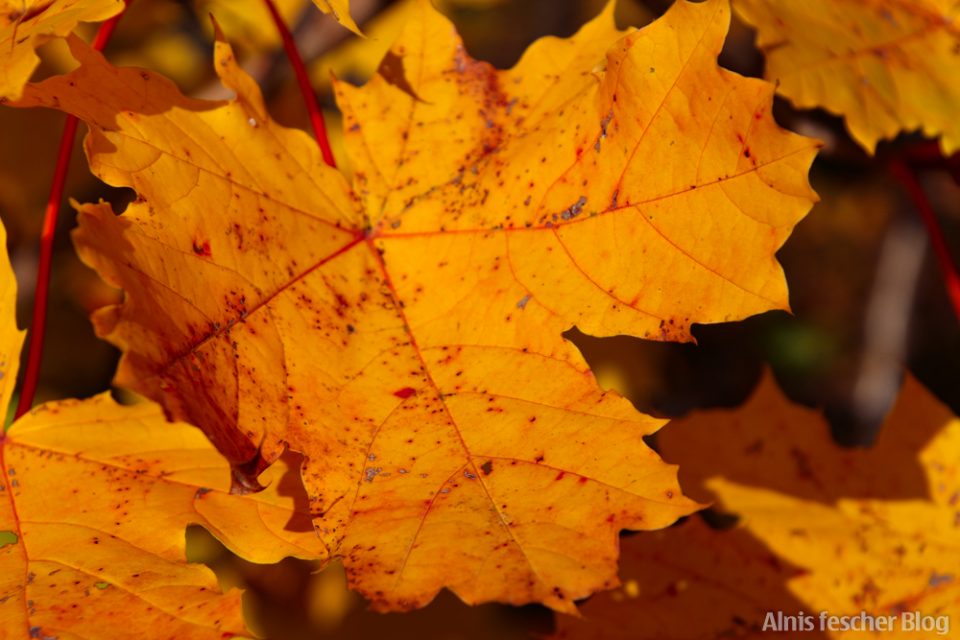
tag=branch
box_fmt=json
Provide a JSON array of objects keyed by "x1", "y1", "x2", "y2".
[
  {"x1": 889, "y1": 158, "x2": 960, "y2": 322},
  {"x1": 15, "y1": 5, "x2": 129, "y2": 418},
  {"x1": 263, "y1": 0, "x2": 337, "y2": 167}
]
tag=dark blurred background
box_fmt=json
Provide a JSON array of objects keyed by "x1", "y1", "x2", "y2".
[{"x1": 2, "y1": 0, "x2": 958, "y2": 637}]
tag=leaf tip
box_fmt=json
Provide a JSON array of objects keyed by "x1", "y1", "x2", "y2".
[{"x1": 209, "y1": 13, "x2": 226, "y2": 44}]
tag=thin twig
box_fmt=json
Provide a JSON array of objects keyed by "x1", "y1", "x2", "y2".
[
  {"x1": 889, "y1": 158, "x2": 960, "y2": 322},
  {"x1": 15, "y1": 5, "x2": 129, "y2": 418},
  {"x1": 263, "y1": 0, "x2": 337, "y2": 167}
]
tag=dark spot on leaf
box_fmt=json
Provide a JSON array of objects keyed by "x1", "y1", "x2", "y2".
[
  {"x1": 192, "y1": 240, "x2": 211, "y2": 257},
  {"x1": 378, "y1": 50, "x2": 425, "y2": 103}
]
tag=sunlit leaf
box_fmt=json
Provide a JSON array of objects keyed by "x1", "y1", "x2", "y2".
[
  {"x1": 735, "y1": 0, "x2": 960, "y2": 154},
  {"x1": 0, "y1": 0, "x2": 122, "y2": 100},
  {"x1": 15, "y1": 0, "x2": 818, "y2": 611}
]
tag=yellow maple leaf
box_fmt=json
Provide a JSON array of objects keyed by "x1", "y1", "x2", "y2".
[
  {"x1": 0, "y1": 0, "x2": 123, "y2": 100},
  {"x1": 648, "y1": 371, "x2": 960, "y2": 638},
  {"x1": 309, "y1": 0, "x2": 570, "y2": 92},
  {"x1": 0, "y1": 220, "x2": 325, "y2": 637},
  {"x1": 15, "y1": 0, "x2": 818, "y2": 611},
  {"x1": 735, "y1": 0, "x2": 960, "y2": 154}
]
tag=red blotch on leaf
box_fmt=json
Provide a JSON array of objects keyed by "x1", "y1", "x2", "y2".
[
  {"x1": 393, "y1": 387, "x2": 416, "y2": 399},
  {"x1": 193, "y1": 240, "x2": 212, "y2": 257}
]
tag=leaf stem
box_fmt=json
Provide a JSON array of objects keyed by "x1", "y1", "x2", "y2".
[
  {"x1": 15, "y1": 5, "x2": 129, "y2": 419},
  {"x1": 263, "y1": 0, "x2": 337, "y2": 167},
  {"x1": 889, "y1": 158, "x2": 960, "y2": 322}
]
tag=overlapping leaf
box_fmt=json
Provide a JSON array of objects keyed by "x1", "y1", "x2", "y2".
[
  {"x1": 553, "y1": 517, "x2": 817, "y2": 639},
  {"x1": 735, "y1": 0, "x2": 960, "y2": 154},
  {"x1": 15, "y1": 0, "x2": 818, "y2": 610},
  {"x1": 554, "y1": 373, "x2": 959, "y2": 638},
  {"x1": 0, "y1": 395, "x2": 328, "y2": 639},
  {"x1": 0, "y1": 0, "x2": 123, "y2": 100},
  {"x1": 619, "y1": 372, "x2": 958, "y2": 638},
  {"x1": 0, "y1": 222, "x2": 325, "y2": 638}
]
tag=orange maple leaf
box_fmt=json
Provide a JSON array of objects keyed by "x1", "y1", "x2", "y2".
[
  {"x1": 15, "y1": 0, "x2": 818, "y2": 611},
  {"x1": 0, "y1": 0, "x2": 123, "y2": 100},
  {"x1": 556, "y1": 371, "x2": 960, "y2": 638},
  {"x1": 553, "y1": 516, "x2": 812, "y2": 639},
  {"x1": 0, "y1": 218, "x2": 325, "y2": 638},
  {"x1": 640, "y1": 371, "x2": 957, "y2": 638},
  {"x1": 735, "y1": 0, "x2": 960, "y2": 154}
]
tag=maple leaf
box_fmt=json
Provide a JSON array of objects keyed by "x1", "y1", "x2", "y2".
[
  {"x1": 553, "y1": 517, "x2": 819, "y2": 639},
  {"x1": 555, "y1": 372, "x2": 959, "y2": 639},
  {"x1": 0, "y1": 223, "x2": 325, "y2": 637},
  {"x1": 15, "y1": 0, "x2": 818, "y2": 611},
  {"x1": 0, "y1": 0, "x2": 123, "y2": 101},
  {"x1": 0, "y1": 396, "x2": 328, "y2": 639},
  {"x1": 735, "y1": 0, "x2": 960, "y2": 154},
  {"x1": 661, "y1": 372, "x2": 956, "y2": 506},
  {"x1": 641, "y1": 371, "x2": 959, "y2": 637}
]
